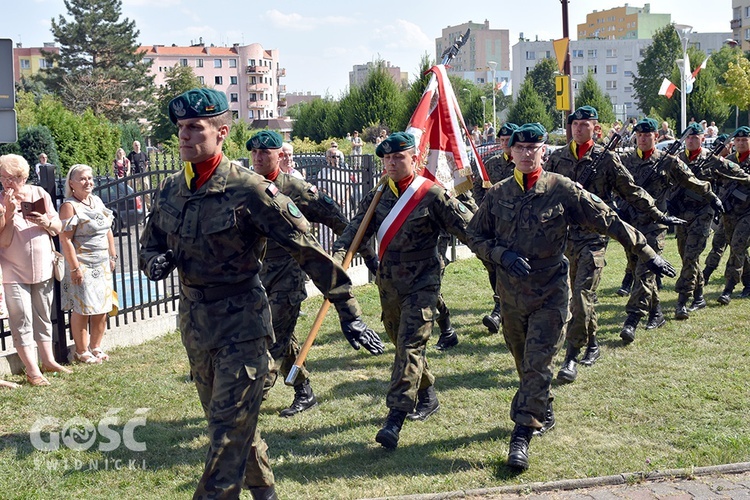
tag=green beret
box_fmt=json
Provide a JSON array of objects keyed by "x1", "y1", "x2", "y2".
[
  {"x1": 633, "y1": 118, "x2": 658, "y2": 133},
  {"x1": 508, "y1": 123, "x2": 548, "y2": 147},
  {"x1": 498, "y1": 123, "x2": 519, "y2": 137},
  {"x1": 683, "y1": 123, "x2": 704, "y2": 136},
  {"x1": 717, "y1": 133, "x2": 730, "y2": 143},
  {"x1": 567, "y1": 105, "x2": 598, "y2": 124},
  {"x1": 168, "y1": 88, "x2": 228, "y2": 124},
  {"x1": 375, "y1": 132, "x2": 416, "y2": 158},
  {"x1": 733, "y1": 127, "x2": 750, "y2": 138},
  {"x1": 246, "y1": 130, "x2": 283, "y2": 150}
]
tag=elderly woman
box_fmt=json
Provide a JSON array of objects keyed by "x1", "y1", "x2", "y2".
[
  {"x1": 0, "y1": 154, "x2": 69, "y2": 386},
  {"x1": 59, "y1": 164, "x2": 117, "y2": 364},
  {"x1": 113, "y1": 148, "x2": 130, "y2": 179}
]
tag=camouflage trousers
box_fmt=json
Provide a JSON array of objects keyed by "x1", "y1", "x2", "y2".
[
  {"x1": 675, "y1": 211, "x2": 713, "y2": 295},
  {"x1": 722, "y1": 213, "x2": 750, "y2": 286},
  {"x1": 705, "y1": 220, "x2": 728, "y2": 270},
  {"x1": 186, "y1": 337, "x2": 275, "y2": 499},
  {"x1": 625, "y1": 229, "x2": 666, "y2": 317},
  {"x1": 379, "y1": 284, "x2": 438, "y2": 412},
  {"x1": 565, "y1": 239, "x2": 608, "y2": 348},
  {"x1": 498, "y1": 263, "x2": 569, "y2": 429}
]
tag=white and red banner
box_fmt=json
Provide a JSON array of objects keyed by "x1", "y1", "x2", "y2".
[
  {"x1": 405, "y1": 64, "x2": 490, "y2": 195},
  {"x1": 376, "y1": 176, "x2": 434, "y2": 258},
  {"x1": 658, "y1": 78, "x2": 677, "y2": 99}
]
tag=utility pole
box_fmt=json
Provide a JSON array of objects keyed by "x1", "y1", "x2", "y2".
[{"x1": 561, "y1": 0, "x2": 573, "y2": 142}]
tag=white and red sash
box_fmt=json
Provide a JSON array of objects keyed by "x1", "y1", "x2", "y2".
[{"x1": 377, "y1": 176, "x2": 434, "y2": 259}]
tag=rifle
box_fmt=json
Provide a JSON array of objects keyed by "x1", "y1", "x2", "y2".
[
  {"x1": 285, "y1": 28, "x2": 472, "y2": 386},
  {"x1": 576, "y1": 129, "x2": 624, "y2": 189}
]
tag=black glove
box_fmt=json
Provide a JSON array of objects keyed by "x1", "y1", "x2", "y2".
[
  {"x1": 659, "y1": 214, "x2": 686, "y2": 226},
  {"x1": 710, "y1": 197, "x2": 725, "y2": 214},
  {"x1": 500, "y1": 250, "x2": 531, "y2": 278},
  {"x1": 341, "y1": 317, "x2": 385, "y2": 355},
  {"x1": 364, "y1": 255, "x2": 380, "y2": 275},
  {"x1": 646, "y1": 255, "x2": 676, "y2": 278},
  {"x1": 148, "y1": 250, "x2": 174, "y2": 281}
]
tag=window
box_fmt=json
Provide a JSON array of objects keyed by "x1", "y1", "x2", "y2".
[
  {"x1": 545, "y1": 51, "x2": 551, "y2": 59},
  {"x1": 39, "y1": 59, "x2": 52, "y2": 69},
  {"x1": 573, "y1": 65, "x2": 584, "y2": 75},
  {"x1": 230, "y1": 93, "x2": 238, "y2": 102},
  {"x1": 215, "y1": 76, "x2": 223, "y2": 85},
  {"x1": 198, "y1": 76, "x2": 205, "y2": 85},
  {"x1": 525, "y1": 51, "x2": 535, "y2": 60},
  {"x1": 624, "y1": 70, "x2": 633, "y2": 77},
  {"x1": 229, "y1": 59, "x2": 237, "y2": 68},
  {"x1": 143, "y1": 58, "x2": 152, "y2": 65},
  {"x1": 587, "y1": 49, "x2": 597, "y2": 58},
  {"x1": 572, "y1": 49, "x2": 584, "y2": 58},
  {"x1": 588, "y1": 65, "x2": 597, "y2": 74},
  {"x1": 180, "y1": 58, "x2": 188, "y2": 67},
  {"x1": 248, "y1": 58, "x2": 255, "y2": 66},
  {"x1": 606, "y1": 49, "x2": 617, "y2": 58},
  {"x1": 606, "y1": 80, "x2": 617, "y2": 90},
  {"x1": 625, "y1": 102, "x2": 633, "y2": 108},
  {"x1": 250, "y1": 76, "x2": 257, "y2": 84},
  {"x1": 746, "y1": 28, "x2": 750, "y2": 40},
  {"x1": 249, "y1": 94, "x2": 257, "y2": 102},
  {"x1": 606, "y1": 65, "x2": 617, "y2": 74},
  {"x1": 746, "y1": 6, "x2": 750, "y2": 17},
  {"x1": 624, "y1": 86, "x2": 633, "y2": 92},
  {"x1": 231, "y1": 110, "x2": 239, "y2": 120},
  {"x1": 214, "y1": 59, "x2": 222, "y2": 68},
  {"x1": 230, "y1": 76, "x2": 237, "y2": 85},
  {"x1": 19, "y1": 59, "x2": 30, "y2": 69},
  {"x1": 196, "y1": 59, "x2": 203, "y2": 68},
  {"x1": 249, "y1": 110, "x2": 254, "y2": 119}
]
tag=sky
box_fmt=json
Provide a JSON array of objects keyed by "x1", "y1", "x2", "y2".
[{"x1": 1, "y1": 0, "x2": 735, "y2": 96}]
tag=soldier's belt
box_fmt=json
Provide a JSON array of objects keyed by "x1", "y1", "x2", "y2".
[
  {"x1": 527, "y1": 254, "x2": 565, "y2": 270},
  {"x1": 180, "y1": 275, "x2": 261, "y2": 303},
  {"x1": 382, "y1": 248, "x2": 439, "y2": 262}
]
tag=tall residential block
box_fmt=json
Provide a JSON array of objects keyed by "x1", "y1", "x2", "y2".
[{"x1": 577, "y1": 4, "x2": 671, "y2": 40}]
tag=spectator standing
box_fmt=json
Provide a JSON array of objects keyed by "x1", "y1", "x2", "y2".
[
  {"x1": 59, "y1": 164, "x2": 117, "y2": 364},
  {"x1": 375, "y1": 129, "x2": 388, "y2": 145},
  {"x1": 279, "y1": 143, "x2": 304, "y2": 179},
  {"x1": 113, "y1": 148, "x2": 130, "y2": 178},
  {"x1": 351, "y1": 131, "x2": 363, "y2": 167},
  {"x1": 0, "y1": 154, "x2": 69, "y2": 386},
  {"x1": 657, "y1": 121, "x2": 675, "y2": 143},
  {"x1": 127, "y1": 140, "x2": 151, "y2": 207},
  {"x1": 33, "y1": 153, "x2": 53, "y2": 184},
  {"x1": 471, "y1": 125, "x2": 482, "y2": 146}
]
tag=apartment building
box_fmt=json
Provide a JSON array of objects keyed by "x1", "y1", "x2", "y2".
[
  {"x1": 435, "y1": 20, "x2": 512, "y2": 87},
  {"x1": 511, "y1": 32, "x2": 731, "y2": 118},
  {"x1": 732, "y1": 0, "x2": 750, "y2": 50},
  {"x1": 139, "y1": 41, "x2": 287, "y2": 123},
  {"x1": 12, "y1": 43, "x2": 59, "y2": 83},
  {"x1": 349, "y1": 61, "x2": 408, "y2": 89},
  {"x1": 577, "y1": 3, "x2": 671, "y2": 40}
]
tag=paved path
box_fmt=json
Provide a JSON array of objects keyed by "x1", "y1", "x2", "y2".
[{"x1": 367, "y1": 463, "x2": 750, "y2": 499}]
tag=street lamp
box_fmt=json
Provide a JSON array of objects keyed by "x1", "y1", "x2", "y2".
[
  {"x1": 480, "y1": 96, "x2": 487, "y2": 125},
  {"x1": 674, "y1": 23, "x2": 692, "y2": 133},
  {"x1": 462, "y1": 87, "x2": 471, "y2": 102},
  {"x1": 488, "y1": 61, "x2": 497, "y2": 130}
]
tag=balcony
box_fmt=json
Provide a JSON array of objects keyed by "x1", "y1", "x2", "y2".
[
  {"x1": 246, "y1": 65, "x2": 271, "y2": 74},
  {"x1": 247, "y1": 83, "x2": 270, "y2": 92},
  {"x1": 277, "y1": 68, "x2": 286, "y2": 78},
  {"x1": 731, "y1": 18, "x2": 742, "y2": 29},
  {"x1": 247, "y1": 99, "x2": 272, "y2": 109},
  {"x1": 278, "y1": 84, "x2": 287, "y2": 94},
  {"x1": 278, "y1": 98, "x2": 287, "y2": 107}
]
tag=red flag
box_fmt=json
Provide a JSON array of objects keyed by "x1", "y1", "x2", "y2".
[
  {"x1": 405, "y1": 65, "x2": 491, "y2": 194},
  {"x1": 691, "y1": 57, "x2": 708, "y2": 79},
  {"x1": 658, "y1": 78, "x2": 677, "y2": 99}
]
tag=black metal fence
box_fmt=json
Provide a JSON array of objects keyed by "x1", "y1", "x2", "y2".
[{"x1": 0, "y1": 151, "x2": 383, "y2": 360}]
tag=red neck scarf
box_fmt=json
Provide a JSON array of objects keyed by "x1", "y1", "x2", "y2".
[
  {"x1": 739, "y1": 151, "x2": 750, "y2": 164},
  {"x1": 513, "y1": 167, "x2": 542, "y2": 192},
  {"x1": 638, "y1": 148, "x2": 655, "y2": 160},
  {"x1": 264, "y1": 167, "x2": 280, "y2": 182},
  {"x1": 190, "y1": 154, "x2": 223, "y2": 191},
  {"x1": 397, "y1": 173, "x2": 415, "y2": 195},
  {"x1": 688, "y1": 148, "x2": 701, "y2": 162}
]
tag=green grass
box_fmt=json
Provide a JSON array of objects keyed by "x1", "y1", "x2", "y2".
[{"x1": 1, "y1": 234, "x2": 749, "y2": 499}]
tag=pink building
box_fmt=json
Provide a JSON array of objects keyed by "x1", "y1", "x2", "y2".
[
  {"x1": 13, "y1": 43, "x2": 59, "y2": 83},
  {"x1": 138, "y1": 41, "x2": 287, "y2": 124}
]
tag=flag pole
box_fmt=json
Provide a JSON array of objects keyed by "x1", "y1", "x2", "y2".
[{"x1": 285, "y1": 29, "x2": 472, "y2": 387}]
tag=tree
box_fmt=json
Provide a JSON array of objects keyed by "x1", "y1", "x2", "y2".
[
  {"x1": 576, "y1": 72, "x2": 615, "y2": 124},
  {"x1": 341, "y1": 61, "x2": 405, "y2": 138},
  {"x1": 633, "y1": 25, "x2": 681, "y2": 119},
  {"x1": 149, "y1": 65, "x2": 201, "y2": 145},
  {"x1": 718, "y1": 55, "x2": 750, "y2": 127},
  {"x1": 18, "y1": 126, "x2": 60, "y2": 175},
  {"x1": 506, "y1": 79, "x2": 554, "y2": 131},
  {"x1": 43, "y1": 0, "x2": 154, "y2": 122},
  {"x1": 525, "y1": 58, "x2": 558, "y2": 127},
  {"x1": 119, "y1": 122, "x2": 143, "y2": 151},
  {"x1": 290, "y1": 98, "x2": 339, "y2": 142},
  {"x1": 397, "y1": 54, "x2": 433, "y2": 130}
]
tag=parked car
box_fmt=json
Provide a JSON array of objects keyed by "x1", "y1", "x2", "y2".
[{"x1": 56, "y1": 176, "x2": 145, "y2": 234}]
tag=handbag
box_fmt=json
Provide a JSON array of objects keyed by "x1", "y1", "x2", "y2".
[
  {"x1": 49, "y1": 236, "x2": 65, "y2": 281},
  {"x1": 109, "y1": 290, "x2": 119, "y2": 317}
]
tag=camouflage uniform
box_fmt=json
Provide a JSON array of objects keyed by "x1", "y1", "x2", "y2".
[
  {"x1": 467, "y1": 170, "x2": 657, "y2": 429},
  {"x1": 545, "y1": 142, "x2": 663, "y2": 349},
  {"x1": 332, "y1": 181, "x2": 472, "y2": 412},
  {"x1": 668, "y1": 149, "x2": 750, "y2": 297},
  {"x1": 260, "y1": 172, "x2": 374, "y2": 393},
  {"x1": 472, "y1": 152, "x2": 515, "y2": 205},
  {"x1": 618, "y1": 149, "x2": 715, "y2": 317},
  {"x1": 140, "y1": 156, "x2": 361, "y2": 499},
  {"x1": 714, "y1": 152, "x2": 750, "y2": 292}
]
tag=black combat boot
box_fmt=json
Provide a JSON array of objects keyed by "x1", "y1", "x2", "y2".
[
  {"x1": 375, "y1": 409, "x2": 408, "y2": 449},
  {"x1": 645, "y1": 304, "x2": 666, "y2": 330},
  {"x1": 556, "y1": 345, "x2": 580, "y2": 383},
  {"x1": 741, "y1": 285, "x2": 750, "y2": 299},
  {"x1": 482, "y1": 298, "x2": 502, "y2": 334},
  {"x1": 507, "y1": 423, "x2": 534, "y2": 470},
  {"x1": 689, "y1": 284, "x2": 707, "y2": 311},
  {"x1": 616, "y1": 270, "x2": 634, "y2": 297},
  {"x1": 579, "y1": 336, "x2": 600, "y2": 367},
  {"x1": 435, "y1": 310, "x2": 458, "y2": 351},
  {"x1": 718, "y1": 282, "x2": 736, "y2": 305},
  {"x1": 249, "y1": 485, "x2": 278, "y2": 500},
  {"x1": 619, "y1": 313, "x2": 641, "y2": 345},
  {"x1": 532, "y1": 399, "x2": 556, "y2": 436},
  {"x1": 406, "y1": 386, "x2": 440, "y2": 421},
  {"x1": 675, "y1": 293, "x2": 690, "y2": 320},
  {"x1": 703, "y1": 265, "x2": 716, "y2": 284},
  {"x1": 279, "y1": 379, "x2": 318, "y2": 417}
]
